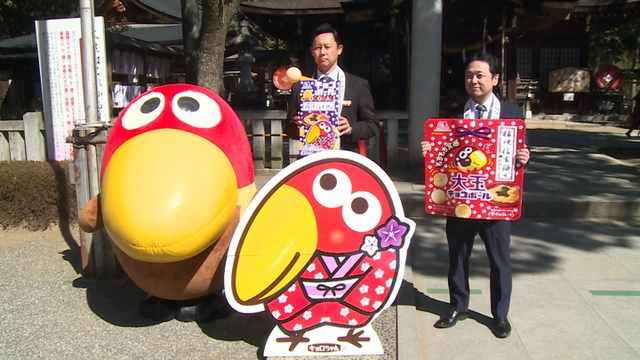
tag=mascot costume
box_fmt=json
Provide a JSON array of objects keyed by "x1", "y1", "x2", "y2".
[{"x1": 79, "y1": 83, "x2": 256, "y2": 321}]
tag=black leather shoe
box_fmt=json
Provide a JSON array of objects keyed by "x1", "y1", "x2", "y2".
[
  {"x1": 174, "y1": 292, "x2": 232, "y2": 323},
  {"x1": 434, "y1": 308, "x2": 468, "y2": 328},
  {"x1": 492, "y1": 317, "x2": 511, "y2": 338},
  {"x1": 138, "y1": 295, "x2": 178, "y2": 322}
]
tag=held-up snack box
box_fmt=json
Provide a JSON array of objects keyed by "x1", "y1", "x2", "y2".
[
  {"x1": 424, "y1": 118, "x2": 526, "y2": 221},
  {"x1": 297, "y1": 77, "x2": 341, "y2": 157}
]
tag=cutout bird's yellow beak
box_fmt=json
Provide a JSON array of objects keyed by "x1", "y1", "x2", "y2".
[{"x1": 231, "y1": 184, "x2": 318, "y2": 305}]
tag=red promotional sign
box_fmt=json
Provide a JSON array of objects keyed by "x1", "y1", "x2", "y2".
[{"x1": 424, "y1": 118, "x2": 526, "y2": 221}]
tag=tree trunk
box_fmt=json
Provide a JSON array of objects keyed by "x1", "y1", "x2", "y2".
[{"x1": 198, "y1": 0, "x2": 240, "y2": 96}]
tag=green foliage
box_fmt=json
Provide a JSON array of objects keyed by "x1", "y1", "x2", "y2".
[
  {"x1": 0, "y1": 0, "x2": 78, "y2": 39},
  {"x1": 235, "y1": 13, "x2": 290, "y2": 52},
  {"x1": 589, "y1": 18, "x2": 640, "y2": 69},
  {"x1": 589, "y1": 18, "x2": 640, "y2": 101},
  {"x1": 0, "y1": 161, "x2": 77, "y2": 231}
]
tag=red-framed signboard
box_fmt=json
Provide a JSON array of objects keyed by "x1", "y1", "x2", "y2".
[{"x1": 424, "y1": 118, "x2": 526, "y2": 221}]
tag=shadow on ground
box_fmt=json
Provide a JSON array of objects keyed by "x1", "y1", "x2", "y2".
[
  {"x1": 409, "y1": 216, "x2": 640, "y2": 280},
  {"x1": 71, "y1": 276, "x2": 274, "y2": 357}
]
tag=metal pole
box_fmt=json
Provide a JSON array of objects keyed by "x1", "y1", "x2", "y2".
[
  {"x1": 79, "y1": 0, "x2": 100, "y2": 127},
  {"x1": 77, "y1": 0, "x2": 108, "y2": 277}
]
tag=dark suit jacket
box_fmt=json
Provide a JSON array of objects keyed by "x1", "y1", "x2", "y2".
[
  {"x1": 498, "y1": 100, "x2": 524, "y2": 120},
  {"x1": 286, "y1": 72, "x2": 379, "y2": 152}
]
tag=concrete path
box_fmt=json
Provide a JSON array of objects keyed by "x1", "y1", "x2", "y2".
[
  {"x1": 399, "y1": 120, "x2": 640, "y2": 359},
  {"x1": 1, "y1": 120, "x2": 639, "y2": 359},
  {"x1": 408, "y1": 216, "x2": 640, "y2": 360}
]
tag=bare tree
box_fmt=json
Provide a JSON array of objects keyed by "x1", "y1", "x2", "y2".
[{"x1": 198, "y1": 0, "x2": 240, "y2": 95}]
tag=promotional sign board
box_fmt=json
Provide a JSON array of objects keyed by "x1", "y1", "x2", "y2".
[
  {"x1": 296, "y1": 78, "x2": 340, "y2": 157},
  {"x1": 225, "y1": 151, "x2": 416, "y2": 357},
  {"x1": 36, "y1": 16, "x2": 110, "y2": 161},
  {"x1": 424, "y1": 118, "x2": 526, "y2": 221}
]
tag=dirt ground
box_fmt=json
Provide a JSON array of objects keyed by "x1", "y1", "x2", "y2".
[{"x1": 0, "y1": 225, "x2": 74, "y2": 248}]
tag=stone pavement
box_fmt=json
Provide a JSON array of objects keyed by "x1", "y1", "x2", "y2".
[{"x1": 1, "y1": 120, "x2": 639, "y2": 359}]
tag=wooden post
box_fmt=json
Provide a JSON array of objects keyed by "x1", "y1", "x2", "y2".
[
  {"x1": 251, "y1": 115, "x2": 266, "y2": 170},
  {"x1": 23, "y1": 112, "x2": 46, "y2": 161},
  {"x1": 270, "y1": 119, "x2": 283, "y2": 169},
  {"x1": 8, "y1": 125, "x2": 25, "y2": 161},
  {"x1": 288, "y1": 138, "x2": 300, "y2": 165},
  {"x1": 0, "y1": 122, "x2": 12, "y2": 162},
  {"x1": 72, "y1": 128, "x2": 122, "y2": 279},
  {"x1": 74, "y1": 140, "x2": 93, "y2": 276}
]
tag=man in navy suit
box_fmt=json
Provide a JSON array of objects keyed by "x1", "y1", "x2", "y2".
[
  {"x1": 422, "y1": 51, "x2": 530, "y2": 338},
  {"x1": 286, "y1": 23, "x2": 378, "y2": 153}
]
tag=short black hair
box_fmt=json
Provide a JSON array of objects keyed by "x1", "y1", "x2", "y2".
[
  {"x1": 465, "y1": 51, "x2": 501, "y2": 76},
  {"x1": 310, "y1": 23, "x2": 342, "y2": 46}
]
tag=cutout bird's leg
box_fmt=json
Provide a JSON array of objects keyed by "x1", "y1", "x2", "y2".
[
  {"x1": 337, "y1": 328, "x2": 371, "y2": 348},
  {"x1": 276, "y1": 332, "x2": 310, "y2": 351}
]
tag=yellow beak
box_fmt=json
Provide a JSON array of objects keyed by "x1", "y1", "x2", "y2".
[
  {"x1": 231, "y1": 184, "x2": 317, "y2": 305},
  {"x1": 101, "y1": 129, "x2": 238, "y2": 263}
]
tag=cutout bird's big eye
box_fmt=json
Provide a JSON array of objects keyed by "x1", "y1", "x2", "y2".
[
  {"x1": 172, "y1": 90, "x2": 221, "y2": 128},
  {"x1": 319, "y1": 173, "x2": 337, "y2": 190},
  {"x1": 343, "y1": 191, "x2": 382, "y2": 232},
  {"x1": 351, "y1": 197, "x2": 369, "y2": 214},
  {"x1": 121, "y1": 92, "x2": 165, "y2": 130},
  {"x1": 313, "y1": 169, "x2": 352, "y2": 208}
]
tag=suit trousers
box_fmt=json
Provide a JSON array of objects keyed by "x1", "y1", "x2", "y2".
[{"x1": 445, "y1": 217, "x2": 512, "y2": 318}]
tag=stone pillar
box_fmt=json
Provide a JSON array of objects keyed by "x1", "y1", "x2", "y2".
[{"x1": 408, "y1": 0, "x2": 442, "y2": 168}]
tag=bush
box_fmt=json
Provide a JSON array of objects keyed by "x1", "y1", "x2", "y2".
[{"x1": 0, "y1": 161, "x2": 77, "y2": 231}]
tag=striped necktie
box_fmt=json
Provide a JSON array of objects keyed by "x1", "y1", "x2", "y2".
[{"x1": 476, "y1": 104, "x2": 486, "y2": 119}]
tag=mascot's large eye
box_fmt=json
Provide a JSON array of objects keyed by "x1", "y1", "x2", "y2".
[
  {"x1": 343, "y1": 191, "x2": 382, "y2": 232},
  {"x1": 312, "y1": 168, "x2": 352, "y2": 209},
  {"x1": 121, "y1": 92, "x2": 165, "y2": 130},
  {"x1": 172, "y1": 90, "x2": 222, "y2": 128}
]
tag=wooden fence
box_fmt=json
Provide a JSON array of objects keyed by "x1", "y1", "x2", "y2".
[
  {"x1": 0, "y1": 112, "x2": 46, "y2": 162},
  {"x1": 238, "y1": 110, "x2": 409, "y2": 173},
  {"x1": 1, "y1": 111, "x2": 410, "y2": 171}
]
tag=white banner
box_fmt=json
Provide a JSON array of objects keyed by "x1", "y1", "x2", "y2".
[{"x1": 35, "y1": 16, "x2": 109, "y2": 161}]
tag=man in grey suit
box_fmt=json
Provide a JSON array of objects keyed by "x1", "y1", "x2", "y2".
[
  {"x1": 423, "y1": 51, "x2": 531, "y2": 339},
  {"x1": 286, "y1": 23, "x2": 378, "y2": 153}
]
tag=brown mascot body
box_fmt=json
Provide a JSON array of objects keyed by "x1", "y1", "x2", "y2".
[{"x1": 79, "y1": 84, "x2": 256, "y2": 318}]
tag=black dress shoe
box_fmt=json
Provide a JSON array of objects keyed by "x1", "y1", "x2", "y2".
[
  {"x1": 434, "y1": 308, "x2": 468, "y2": 328},
  {"x1": 138, "y1": 295, "x2": 178, "y2": 322},
  {"x1": 174, "y1": 292, "x2": 232, "y2": 323},
  {"x1": 492, "y1": 317, "x2": 511, "y2": 338}
]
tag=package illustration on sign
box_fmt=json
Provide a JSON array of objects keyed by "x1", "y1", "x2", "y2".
[{"x1": 424, "y1": 118, "x2": 526, "y2": 221}]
